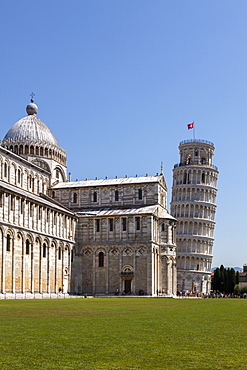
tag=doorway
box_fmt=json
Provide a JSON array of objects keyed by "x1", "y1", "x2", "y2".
[{"x1": 124, "y1": 279, "x2": 132, "y2": 294}]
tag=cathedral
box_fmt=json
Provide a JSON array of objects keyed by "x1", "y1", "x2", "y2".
[{"x1": 0, "y1": 99, "x2": 178, "y2": 296}]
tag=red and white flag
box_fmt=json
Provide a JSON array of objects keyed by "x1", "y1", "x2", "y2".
[{"x1": 187, "y1": 122, "x2": 194, "y2": 130}]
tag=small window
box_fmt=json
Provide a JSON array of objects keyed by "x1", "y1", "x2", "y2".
[
  {"x1": 6, "y1": 234, "x2": 11, "y2": 252},
  {"x1": 71, "y1": 249, "x2": 74, "y2": 262},
  {"x1": 109, "y1": 219, "x2": 114, "y2": 232},
  {"x1": 26, "y1": 240, "x2": 30, "y2": 255},
  {"x1": 58, "y1": 247, "x2": 61, "y2": 260},
  {"x1": 21, "y1": 199, "x2": 24, "y2": 214},
  {"x1": 18, "y1": 169, "x2": 21, "y2": 183},
  {"x1": 138, "y1": 189, "x2": 143, "y2": 200},
  {"x1": 4, "y1": 163, "x2": 7, "y2": 178},
  {"x1": 122, "y1": 218, "x2": 127, "y2": 231},
  {"x1": 56, "y1": 169, "x2": 59, "y2": 179},
  {"x1": 73, "y1": 192, "x2": 77, "y2": 203},
  {"x1": 202, "y1": 173, "x2": 205, "y2": 183},
  {"x1": 201, "y1": 158, "x2": 206, "y2": 164},
  {"x1": 96, "y1": 219, "x2": 100, "y2": 232},
  {"x1": 115, "y1": 190, "x2": 119, "y2": 201},
  {"x1": 136, "y1": 217, "x2": 140, "y2": 230},
  {"x1": 161, "y1": 223, "x2": 165, "y2": 232},
  {"x1": 30, "y1": 203, "x2": 33, "y2": 217},
  {"x1": 99, "y1": 252, "x2": 104, "y2": 267},
  {"x1": 195, "y1": 150, "x2": 198, "y2": 156},
  {"x1": 11, "y1": 195, "x2": 14, "y2": 211},
  {"x1": 39, "y1": 207, "x2": 42, "y2": 220},
  {"x1": 93, "y1": 191, "x2": 97, "y2": 202},
  {"x1": 52, "y1": 191, "x2": 55, "y2": 198},
  {"x1": 43, "y1": 244, "x2": 46, "y2": 258}
]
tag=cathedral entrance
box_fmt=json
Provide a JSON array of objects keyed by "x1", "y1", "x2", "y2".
[{"x1": 124, "y1": 279, "x2": 132, "y2": 294}]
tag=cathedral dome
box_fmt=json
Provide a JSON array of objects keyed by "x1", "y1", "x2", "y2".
[
  {"x1": 3, "y1": 114, "x2": 59, "y2": 147},
  {"x1": 1, "y1": 99, "x2": 66, "y2": 168},
  {"x1": 3, "y1": 101, "x2": 58, "y2": 147}
]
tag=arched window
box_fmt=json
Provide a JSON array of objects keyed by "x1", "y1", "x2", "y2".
[
  {"x1": 26, "y1": 240, "x2": 30, "y2": 255},
  {"x1": 202, "y1": 173, "x2": 205, "y2": 184},
  {"x1": 6, "y1": 234, "x2": 11, "y2": 251},
  {"x1": 93, "y1": 191, "x2": 97, "y2": 202},
  {"x1": 43, "y1": 243, "x2": 46, "y2": 258},
  {"x1": 99, "y1": 252, "x2": 104, "y2": 267},
  {"x1": 58, "y1": 246, "x2": 61, "y2": 260}
]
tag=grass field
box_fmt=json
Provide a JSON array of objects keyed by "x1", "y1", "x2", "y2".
[{"x1": 0, "y1": 298, "x2": 246, "y2": 370}]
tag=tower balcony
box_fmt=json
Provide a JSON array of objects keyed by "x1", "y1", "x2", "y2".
[{"x1": 174, "y1": 162, "x2": 218, "y2": 171}]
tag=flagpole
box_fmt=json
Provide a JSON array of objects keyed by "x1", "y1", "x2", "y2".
[{"x1": 193, "y1": 121, "x2": 195, "y2": 140}]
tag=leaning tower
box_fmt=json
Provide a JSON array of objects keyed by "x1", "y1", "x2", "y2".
[{"x1": 171, "y1": 139, "x2": 218, "y2": 294}]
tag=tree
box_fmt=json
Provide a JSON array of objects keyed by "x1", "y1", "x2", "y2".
[{"x1": 212, "y1": 265, "x2": 238, "y2": 294}]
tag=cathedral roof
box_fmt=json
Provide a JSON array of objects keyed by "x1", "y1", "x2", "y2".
[
  {"x1": 76, "y1": 205, "x2": 176, "y2": 220},
  {"x1": 52, "y1": 175, "x2": 166, "y2": 188},
  {"x1": 2, "y1": 99, "x2": 59, "y2": 148}
]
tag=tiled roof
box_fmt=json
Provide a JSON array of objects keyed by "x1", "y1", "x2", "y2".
[
  {"x1": 53, "y1": 175, "x2": 164, "y2": 189},
  {"x1": 75, "y1": 205, "x2": 176, "y2": 220}
]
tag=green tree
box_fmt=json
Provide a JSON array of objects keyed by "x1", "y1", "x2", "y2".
[
  {"x1": 212, "y1": 265, "x2": 238, "y2": 294},
  {"x1": 236, "y1": 271, "x2": 239, "y2": 285}
]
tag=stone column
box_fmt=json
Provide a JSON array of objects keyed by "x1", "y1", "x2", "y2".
[
  {"x1": 93, "y1": 249, "x2": 96, "y2": 294},
  {"x1": 55, "y1": 247, "x2": 58, "y2": 293},
  {"x1": 21, "y1": 238, "x2": 25, "y2": 293},
  {"x1": 39, "y1": 244, "x2": 42, "y2": 293},
  {"x1": 12, "y1": 238, "x2": 15, "y2": 293},
  {"x1": 1, "y1": 235, "x2": 6, "y2": 293},
  {"x1": 106, "y1": 250, "x2": 109, "y2": 294},
  {"x1": 31, "y1": 243, "x2": 34, "y2": 293},
  {"x1": 61, "y1": 247, "x2": 64, "y2": 293},
  {"x1": 47, "y1": 246, "x2": 50, "y2": 294},
  {"x1": 172, "y1": 260, "x2": 176, "y2": 295},
  {"x1": 166, "y1": 259, "x2": 170, "y2": 295}
]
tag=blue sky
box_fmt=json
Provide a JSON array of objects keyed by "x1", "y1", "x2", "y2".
[{"x1": 0, "y1": 1, "x2": 247, "y2": 268}]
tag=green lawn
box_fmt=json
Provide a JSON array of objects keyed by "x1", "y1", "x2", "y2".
[{"x1": 0, "y1": 298, "x2": 246, "y2": 370}]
